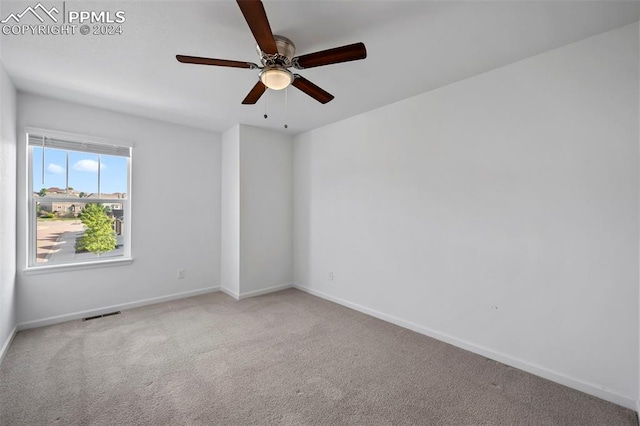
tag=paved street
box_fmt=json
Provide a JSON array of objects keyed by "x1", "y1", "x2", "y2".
[
  {"x1": 36, "y1": 220, "x2": 82, "y2": 263},
  {"x1": 36, "y1": 219, "x2": 123, "y2": 263}
]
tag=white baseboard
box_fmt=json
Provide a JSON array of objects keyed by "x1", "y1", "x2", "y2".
[
  {"x1": 238, "y1": 283, "x2": 293, "y2": 300},
  {"x1": 0, "y1": 326, "x2": 17, "y2": 366},
  {"x1": 293, "y1": 284, "x2": 637, "y2": 411},
  {"x1": 220, "y1": 287, "x2": 240, "y2": 300},
  {"x1": 221, "y1": 283, "x2": 293, "y2": 301},
  {"x1": 17, "y1": 286, "x2": 221, "y2": 331}
]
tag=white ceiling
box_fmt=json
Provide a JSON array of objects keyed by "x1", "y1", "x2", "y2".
[{"x1": 1, "y1": 1, "x2": 639, "y2": 135}]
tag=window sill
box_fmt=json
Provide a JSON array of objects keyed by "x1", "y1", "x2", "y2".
[{"x1": 23, "y1": 257, "x2": 133, "y2": 275}]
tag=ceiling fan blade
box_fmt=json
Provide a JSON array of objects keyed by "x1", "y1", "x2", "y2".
[
  {"x1": 242, "y1": 81, "x2": 267, "y2": 104},
  {"x1": 236, "y1": 0, "x2": 278, "y2": 55},
  {"x1": 293, "y1": 42, "x2": 367, "y2": 69},
  {"x1": 176, "y1": 55, "x2": 258, "y2": 69},
  {"x1": 292, "y1": 75, "x2": 334, "y2": 104}
]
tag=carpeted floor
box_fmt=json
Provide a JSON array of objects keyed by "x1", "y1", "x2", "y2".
[{"x1": 0, "y1": 289, "x2": 636, "y2": 425}]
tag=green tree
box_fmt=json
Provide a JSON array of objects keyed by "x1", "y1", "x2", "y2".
[
  {"x1": 76, "y1": 203, "x2": 117, "y2": 255},
  {"x1": 79, "y1": 192, "x2": 87, "y2": 198},
  {"x1": 38, "y1": 188, "x2": 47, "y2": 197}
]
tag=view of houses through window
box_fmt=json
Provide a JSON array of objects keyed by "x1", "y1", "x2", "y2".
[{"x1": 28, "y1": 134, "x2": 131, "y2": 267}]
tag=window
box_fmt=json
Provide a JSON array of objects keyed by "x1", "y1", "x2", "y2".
[{"x1": 27, "y1": 129, "x2": 132, "y2": 269}]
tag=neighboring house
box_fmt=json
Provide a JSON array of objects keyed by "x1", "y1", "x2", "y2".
[
  {"x1": 86, "y1": 193, "x2": 126, "y2": 214},
  {"x1": 38, "y1": 192, "x2": 127, "y2": 214},
  {"x1": 86, "y1": 192, "x2": 126, "y2": 199},
  {"x1": 44, "y1": 187, "x2": 66, "y2": 195},
  {"x1": 36, "y1": 194, "x2": 125, "y2": 235},
  {"x1": 36, "y1": 194, "x2": 80, "y2": 216}
]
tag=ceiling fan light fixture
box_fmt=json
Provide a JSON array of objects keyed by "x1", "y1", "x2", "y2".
[
  {"x1": 176, "y1": 1, "x2": 366, "y2": 104},
  {"x1": 260, "y1": 67, "x2": 293, "y2": 90}
]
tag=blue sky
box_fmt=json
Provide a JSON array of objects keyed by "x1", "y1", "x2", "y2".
[{"x1": 33, "y1": 147, "x2": 127, "y2": 195}]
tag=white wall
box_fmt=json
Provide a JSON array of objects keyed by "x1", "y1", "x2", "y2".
[
  {"x1": 294, "y1": 23, "x2": 639, "y2": 408},
  {"x1": 239, "y1": 125, "x2": 293, "y2": 297},
  {"x1": 221, "y1": 125, "x2": 240, "y2": 297},
  {"x1": 0, "y1": 63, "x2": 17, "y2": 358},
  {"x1": 16, "y1": 93, "x2": 221, "y2": 326}
]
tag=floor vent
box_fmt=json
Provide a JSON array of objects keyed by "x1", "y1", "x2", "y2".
[{"x1": 82, "y1": 311, "x2": 121, "y2": 321}]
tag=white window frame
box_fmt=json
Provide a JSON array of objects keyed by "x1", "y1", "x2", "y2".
[{"x1": 25, "y1": 127, "x2": 133, "y2": 272}]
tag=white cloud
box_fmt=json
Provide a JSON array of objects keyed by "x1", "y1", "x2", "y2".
[
  {"x1": 46, "y1": 163, "x2": 64, "y2": 174},
  {"x1": 72, "y1": 159, "x2": 106, "y2": 172}
]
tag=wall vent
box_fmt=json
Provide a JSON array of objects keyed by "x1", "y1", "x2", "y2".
[{"x1": 82, "y1": 311, "x2": 121, "y2": 321}]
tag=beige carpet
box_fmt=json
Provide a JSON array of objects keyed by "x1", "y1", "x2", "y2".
[{"x1": 0, "y1": 289, "x2": 636, "y2": 425}]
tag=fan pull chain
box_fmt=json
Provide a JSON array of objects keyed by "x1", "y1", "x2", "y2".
[
  {"x1": 283, "y1": 87, "x2": 288, "y2": 129},
  {"x1": 263, "y1": 88, "x2": 268, "y2": 119}
]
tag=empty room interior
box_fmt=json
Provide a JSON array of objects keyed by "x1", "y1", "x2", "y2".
[{"x1": 1, "y1": 0, "x2": 640, "y2": 424}]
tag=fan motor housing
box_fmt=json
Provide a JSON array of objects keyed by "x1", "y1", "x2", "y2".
[{"x1": 258, "y1": 35, "x2": 295, "y2": 67}]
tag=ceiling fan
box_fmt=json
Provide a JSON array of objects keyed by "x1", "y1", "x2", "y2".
[{"x1": 176, "y1": 0, "x2": 367, "y2": 105}]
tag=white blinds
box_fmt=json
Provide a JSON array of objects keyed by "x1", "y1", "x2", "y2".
[{"x1": 27, "y1": 133, "x2": 131, "y2": 157}]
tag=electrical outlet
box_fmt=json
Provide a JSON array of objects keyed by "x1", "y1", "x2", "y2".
[
  {"x1": 328, "y1": 272, "x2": 334, "y2": 281},
  {"x1": 177, "y1": 269, "x2": 185, "y2": 279}
]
